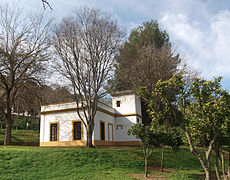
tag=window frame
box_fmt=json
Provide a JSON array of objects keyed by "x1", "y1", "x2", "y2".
[
  {"x1": 116, "y1": 100, "x2": 121, "y2": 107},
  {"x1": 49, "y1": 122, "x2": 59, "y2": 142},
  {"x1": 72, "y1": 120, "x2": 83, "y2": 141},
  {"x1": 100, "y1": 120, "x2": 105, "y2": 141},
  {"x1": 116, "y1": 125, "x2": 123, "y2": 129}
]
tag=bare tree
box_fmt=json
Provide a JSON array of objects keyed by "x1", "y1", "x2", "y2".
[
  {"x1": 134, "y1": 44, "x2": 180, "y2": 93},
  {"x1": 53, "y1": 6, "x2": 124, "y2": 147},
  {"x1": 41, "y1": 0, "x2": 53, "y2": 10},
  {"x1": 0, "y1": 4, "x2": 52, "y2": 145}
]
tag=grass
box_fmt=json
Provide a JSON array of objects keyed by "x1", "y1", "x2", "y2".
[
  {"x1": 150, "y1": 147, "x2": 229, "y2": 180},
  {"x1": 0, "y1": 146, "x2": 229, "y2": 180},
  {"x1": 0, "y1": 130, "x2": 229, "y2": 179},
  {"x1": 0, "y1": 146, "x2": 143, "y2": 180},
  {"x1": 0, "y1": 129, "x2": 39, "y2": 146}
]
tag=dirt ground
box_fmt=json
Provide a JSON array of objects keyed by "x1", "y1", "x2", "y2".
[{"x1": 128, "y1": 165, "x2": 174, "y2": 179}]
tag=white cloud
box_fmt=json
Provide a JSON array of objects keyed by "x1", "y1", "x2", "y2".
[
  {"x1": 160, "y1": 10, "x2": 230, "y2": 80},
  {"x1": 3, "y1": 0, "x2": 230, "y2": 89},
  {"x1": 161, "y1": 14, "x2": 203, "y2": 50}
]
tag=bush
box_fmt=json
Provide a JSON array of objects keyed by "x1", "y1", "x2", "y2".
[{"x1": 13, "y1": 116, "x2": 40, "y2": 131}]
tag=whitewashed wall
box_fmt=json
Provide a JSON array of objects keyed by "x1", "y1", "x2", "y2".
[
  {"x1": 40, "y1": 93, "x2": 142, "y2": 145},
  {"x1": 112, "y1": 94, "x2": 137, "y2": 114},
  {"x1": 135, "y1": 96, "x2": 142, "y2": 117},
  {"x1": 40, "y1": 110, "x2": 87, "y2": 142},
  {"x1": 93, "y1": 111, "x2": 115, "y2": 141},
  {"x1": 40, "y1": 102, "x2": 116, "y2": 143},
  {"x1": 114, "y1": 116, "x2": 138, "y2": 142}
]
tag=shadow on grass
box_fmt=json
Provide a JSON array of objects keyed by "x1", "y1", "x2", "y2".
[
  {"x1": 188, "y1": 173, "x2": 206, "y2": 180},
  {"x1": 188, "y1": 172, "x2": 219, "y2": 180},
  {"x1": 0, "y1": 129, "x2": 39, "y2": 146},
  {"x1": 171, "y1": 171, "x2": 219, "y2": 180}
]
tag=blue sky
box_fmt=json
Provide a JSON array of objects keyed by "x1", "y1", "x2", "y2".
[{"x1": 3, "y1": 0, "x2": 230, "y2": 90}]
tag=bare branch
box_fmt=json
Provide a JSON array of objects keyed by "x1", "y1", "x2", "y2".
[
  {"x1": 0, "y1": 4, "x2": 52, "y2": 145},
  {"x1": 41, "y1": 0, "x2": 53, "y2": 10},
  {"x1": 52, "y1": 6, "x2": 124, "y2": 147}
]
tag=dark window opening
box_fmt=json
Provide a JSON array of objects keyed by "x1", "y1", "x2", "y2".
[
  {"x1": 116, "y1": 125, "x2": 123, "y2": 129},
  {"x1": 50, "y1": 123, "x2": 57, "y2": 141},
  {"x1": 116, "y1": 100, "x2": 120, "y2": 107},
  {"x1": 100, "y1": 121, "x2": 105, "y2": 140},
  {"x1": 73, "y1": 121, "x2": 82, "y2": 140}
]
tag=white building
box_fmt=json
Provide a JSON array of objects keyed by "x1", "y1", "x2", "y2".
[{"x1": 40, "y1": 91, "x2": 142, "y2": 146}]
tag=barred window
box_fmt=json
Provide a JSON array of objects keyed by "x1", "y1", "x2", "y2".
[
  {"x1": 73, "y1": 121, "x2": 82, "y2": 140},
  {"x1": 50, "y1": 123, "x2": 58, "y2": 141}
]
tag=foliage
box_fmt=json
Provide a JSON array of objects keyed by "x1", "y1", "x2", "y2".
[
  {"x1": 143, "y1": 72, "x2": 230, "y2": 179},
  {"x1": 155, "y1": 125, "x2": 184, "y2": 151},
  {"x1": 128, "y1": 124, "x2": 159, "y2": 148},
  {"x1": 128, "y1": 122, "x2": 183, "y2": 176},
  {"x1": 14, "y1": 117, "x2": 40, "y2": 131},
  {"x1": 128, "y1": 123, "x2": 183, "y2": 151},
  {"x1": 128, "y1": 123, "x2": 159, "y2": 177},
  {"x1": 185, "y1": 77, "x2": 230, "y2": 146},
  {"x1": 106, "y1": 20, "x2": 181, "y2": 125},
  {"x1": 107, "y1": 20, "x2": 180, "y2": 93}
]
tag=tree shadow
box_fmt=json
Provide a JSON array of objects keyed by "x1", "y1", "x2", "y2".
[{"x1": 187, "y1": 171, "x2": 218, "y2": 180}]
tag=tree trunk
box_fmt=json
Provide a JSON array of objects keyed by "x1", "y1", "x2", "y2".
[
  {"x1": 86, "y1": 124, "x2": 94, "y2": 148},
  {"x1": 4, "y1": 119, "x2": 12, "y2": 145},
  {"x1": 185, "y1": 131, "x2": 212, "y2": 180},
  {"x1": 204, "y1": 168, "x2": 211, "y2": 180},
  {"x1": 228, "y1": 145, "x2": 230, "y2": 178},
  {"x1": 4, "y1": 92, "x2": 12, "y2": 146},
  {"x1": 161, "y1": 145, "x2": 164, "y2": 172},
  {"x1": 15, "y1": 107, "x2": 19, "y2": 130},
  {"x1": 220, "y1": 150, "x2": 228, "y2": 180},
  {"x1": 144, "y1": 156, "x2": 148, "y2": 178},
  {"x1": 214, "y1": 149, "x2": 221, "y2": 180}
]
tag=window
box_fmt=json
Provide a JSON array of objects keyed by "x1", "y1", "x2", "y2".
[
  {"x1": 116, "y1": 125, "x2": 123, "y2": 129},
  {"x1": 50, "y1": 123, "x2": 58, "y2": 141},
  {"x1": 116, "y1": 100, "x2": 120, "y2": 107},
  {"x1": 100, "y1": 121, "x2": 105, "y2": 140},
  {"x1": 73, "y1": 121, "x2": 82, "y2": 140}
]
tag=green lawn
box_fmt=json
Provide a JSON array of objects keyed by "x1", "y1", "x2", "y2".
[
  {"x1": 0, "y1": 146, "x2": 143, "y2": 180},
  {"x1": 0, "y1": 130, "x2": 229, "y2": 179},
  {"x1": 0, "y1": 129, "x2": 39, "y2": 146},
  {"x1": 0, "y1": 146, "x2": 229, "y2": 180}
]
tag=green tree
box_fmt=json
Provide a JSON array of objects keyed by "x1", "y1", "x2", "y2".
[
  {"x1": 187, "y1": 77, "x2": 230, "y2": 180},
  {"x1": 128, "y1": 124, "x2": 159, "y2": 178},
  {"x1": 107, "y1": 20, "x2": 181, "y2": 125},
  {"x1": 156, "y1": 125, "x2": 183, "y2": 172},
  {"x1": 128, "y1": 123, "x2": 183, "y2": 177},
  {"x1": 108, "y1": 20, "x2": 180, "y2": 92},
  {"x1": 139, "y1": 84, "x2": 183, "y2": 172},
  {"x1": 145, "y1": 73, "x2": 230, "y2": 180}
]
